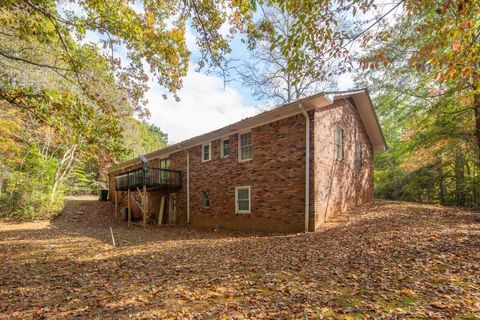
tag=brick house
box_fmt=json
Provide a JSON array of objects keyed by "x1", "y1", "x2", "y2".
[{"x1": 107, "y1": 89, "x2": 386, "y2": 232}]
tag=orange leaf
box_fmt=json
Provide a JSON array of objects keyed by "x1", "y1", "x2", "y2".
[{"x1": 452, "y1": 39, "x2": 461, "y2": 51}]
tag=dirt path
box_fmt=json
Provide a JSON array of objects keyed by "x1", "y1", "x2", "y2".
[{"x1": 0, "y1": 199, "x2": 479, "y2": 319}]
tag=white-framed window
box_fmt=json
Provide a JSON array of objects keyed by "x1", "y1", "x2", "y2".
[
  {"x1": 238, "y1": 132, "x2": 252, "y2": 161},
  {"x1": 335, "y1": 127, "x2": 344, "y2": 161},
  {"x1": 221, "y1": 137, "x2": 230, "y2": 158},
  {"x1": 235, "y1": 186, "x2": 251, "y2": 214},
  {"x1": 202, "y1": 142, "x2": 211, "y2": 162},
  {"x1": 202, "y1": 191, "x2": 210, "y2": 208},
  {"x1": 355, "y1": 141, "x2": 362, "y2": 169}
]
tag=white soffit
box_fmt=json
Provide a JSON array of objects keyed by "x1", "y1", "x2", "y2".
[
  {"x1": 108, "y1": 90, "x2": 387, "y2": 173},
  {"x1": 108, "y1": 93, "x2": 332, "y2": 173}
]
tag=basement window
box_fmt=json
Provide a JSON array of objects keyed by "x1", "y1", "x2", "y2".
[
  {"x1": 335, "y1": 127, "x2": 344, "y2": 161},
  {"x1": 221, "y1": 138, "x2": 230, "y2": 158},
  {"x1": 202, "y1": 192, "x2": 210, "y2": 208},
  {"x1": 202, "y1": 143, "x2": 211, "y2": 162},
  {"x1": 238, "y1": 132, "x2": 252, "y2": 161},
  {"x1": 235, "y1": 186, "x2": 251, "y2": 214}
]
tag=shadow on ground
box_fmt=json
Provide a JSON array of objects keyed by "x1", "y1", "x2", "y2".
[{"x1": 0, "y1": 199, "x2": 479, "y2": 319}]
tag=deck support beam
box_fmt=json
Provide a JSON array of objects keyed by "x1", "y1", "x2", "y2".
[
  {"x1": 143, "y1": 185, "x2": 147, "y2": 227},
  {"x1": 127, "y1": 189, "x2": 131, "y2": 227},
  {"x1": 158, "y1": 196, "x2": 165, "y2": 225},
  {"x1": 114, "y1": 190, "x2": 118, "y2": 222}
]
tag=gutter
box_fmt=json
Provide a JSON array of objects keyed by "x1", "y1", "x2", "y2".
[
  {"x1": 107, "y1": 93, "x2": 329, "y2": 174},
  {"x1": 180, "y1": 145, "x2": 191, "y2": 224},
  {"x1": 298, "y1": 103, "x2": 310, "y2": 232}
]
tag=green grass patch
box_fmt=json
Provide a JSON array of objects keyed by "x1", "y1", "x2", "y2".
[{"x1": 378, "y1": 295, "x2": 419, "y2": 312}]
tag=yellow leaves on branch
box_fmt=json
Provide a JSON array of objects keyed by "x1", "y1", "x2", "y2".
[{"x1": 145, "y1": 11, "x2": 155, "y2": 28}]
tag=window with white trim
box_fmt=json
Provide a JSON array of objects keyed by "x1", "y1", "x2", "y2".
[
  {"x1": 221, "y1": 138, "x2": 230, "y2": 158},
  {"x1": 335, "y1": 128, "x2": 344, "y2": 161},
  {"x1": 202, "y1": 143, "x2": 211, "y2": 162},
  {"x1": 235, "y1": 186, "x2": 251, "y2": 214},
  {"x1": 238, "y1": 132, "x2": 252, "y2": 161},
  {"x1": 202, "y1": 191, "x2": 210, "y2": 208}
]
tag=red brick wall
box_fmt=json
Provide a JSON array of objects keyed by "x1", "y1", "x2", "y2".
[
  {"x1": 108, "y1": 98, "x2": 374, "y2": 232},
  {"x1": 183, "y1": 114, "x2": 308, "y2": 232},
  {"x1": 312, "y1": 99, "x2": 374, "y2": 229},
  {"x1": 108, "y1": 114, "x2": 308, "y2": 232}
]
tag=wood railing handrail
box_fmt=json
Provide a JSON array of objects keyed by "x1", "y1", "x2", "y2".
[
  {"x1": 115, "y1": 167, "x2": 181, "y2": 177},
  {"x1": 114, "y1": 166, "x2": 181, "y2": 191}
]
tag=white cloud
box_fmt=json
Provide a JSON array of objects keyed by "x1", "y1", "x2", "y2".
[
  {"x1": 146, "y1": 72, "x2": 257, "y2": 144},
  {"x1": 336, "y1": 72, "x2": 355, "y2": 91}
]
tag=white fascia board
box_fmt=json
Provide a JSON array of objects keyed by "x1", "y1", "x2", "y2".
[{"x1": 108, "y1": 93, "x2": 332, "y2": 173}]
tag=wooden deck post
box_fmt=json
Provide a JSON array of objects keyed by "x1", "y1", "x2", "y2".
[
  {"x1": 143, "y1": 185, "x2": 147, "y2": 227},
  {"x1": 158, "y1": 196, "x2": 165, "y2": 225},
  {"x1": 146, "y1": 193, "x2": 149, "y2": 225},
  {"x1": 114, "y1": 190, "x2": 118, "y2": 222},
  {"x1": 127, "y1": 189, "x2": 131, "y2": 227}
]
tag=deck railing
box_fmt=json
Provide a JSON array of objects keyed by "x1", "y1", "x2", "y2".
[{"x1": 115, "y1": 167, "x2": 181, "y2": 191}]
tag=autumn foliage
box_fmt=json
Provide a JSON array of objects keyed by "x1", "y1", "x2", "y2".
[{"x1": 0, "y1": 199, "x2": 478, "y2": 318}]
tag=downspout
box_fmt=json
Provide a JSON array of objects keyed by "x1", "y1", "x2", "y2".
[
  {"x1": 298, "y1": 103, "x2": 310, "y2": 232},
  {"x1": 180, "y1": 146, "x2": 190, "y2": 224}
]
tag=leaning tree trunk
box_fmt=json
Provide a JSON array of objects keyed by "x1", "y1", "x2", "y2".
[{"x1": 51, "y1": 145, "x2": 77, "y2": 202}]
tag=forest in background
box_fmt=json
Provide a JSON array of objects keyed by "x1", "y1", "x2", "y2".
[
  {"x1": 0, "y1": 110, "x2": 167, "y2": 218},
  {"x1": 1, "y1": 0, "x2": 478, "y2": 219},
  {"x1": 359, "y1": 7, "x2": 480, "y2": 208}
]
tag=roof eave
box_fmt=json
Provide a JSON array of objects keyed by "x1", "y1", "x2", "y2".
[
  {"x1": 333, "y1": 89, "x2": 387, "y2": 152},
  {"x1": 108, "y1": 93, "x2": 332, "y2": 173}
]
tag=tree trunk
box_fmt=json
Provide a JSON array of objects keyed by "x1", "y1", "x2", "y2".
[
  {"x1": 97, "y1": 151, "x2": 113, "y2": 191},
  {"x1": 454, "y1": 148, "x2": 466, "y2": 206},
  {"x1": 50, "y1": 145, "x2": 77, "y2": 202},
  {"x1": 437, "y1": 157, "x2": 446, "y2": 205},
  {"x1": 473, "y1": 93, "x2": 480, "y2": 166}
]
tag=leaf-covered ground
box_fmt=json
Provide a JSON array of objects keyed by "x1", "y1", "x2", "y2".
[{"x1": 0, "y1": 198, "x2": 479, "y2": 319}]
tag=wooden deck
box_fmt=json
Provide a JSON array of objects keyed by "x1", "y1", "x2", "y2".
[{"x1": 115, "y1": 167, "x2": 181, "y2": 191}]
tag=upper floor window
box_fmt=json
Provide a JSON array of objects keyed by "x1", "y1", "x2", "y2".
[
  {"x1": 221, "y1": 138, "x2": 230, "y2": 158},
  {"x1": 239, "y1": 132, "x2": 252, "y2": 161},
  {"x1": 202, "y1": 143, "x2": 211, "y2": 162},
  {"x1": 335, "y1": 128, "x2": 344, "y2": 161}
]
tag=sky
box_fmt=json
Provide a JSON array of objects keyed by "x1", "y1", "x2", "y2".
[
  {"x1": 71, "y1": 1, "x2": 401, "y2": 144},
  {"x1": 146, "y1": 26, "x2": 258, "y2": 143},
  {"x1": 80, "y1": 4, "x2": 385, "y2": 144},
  {"x1": 146, "y1": 25, "x2": 355, "y2": 143}
]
